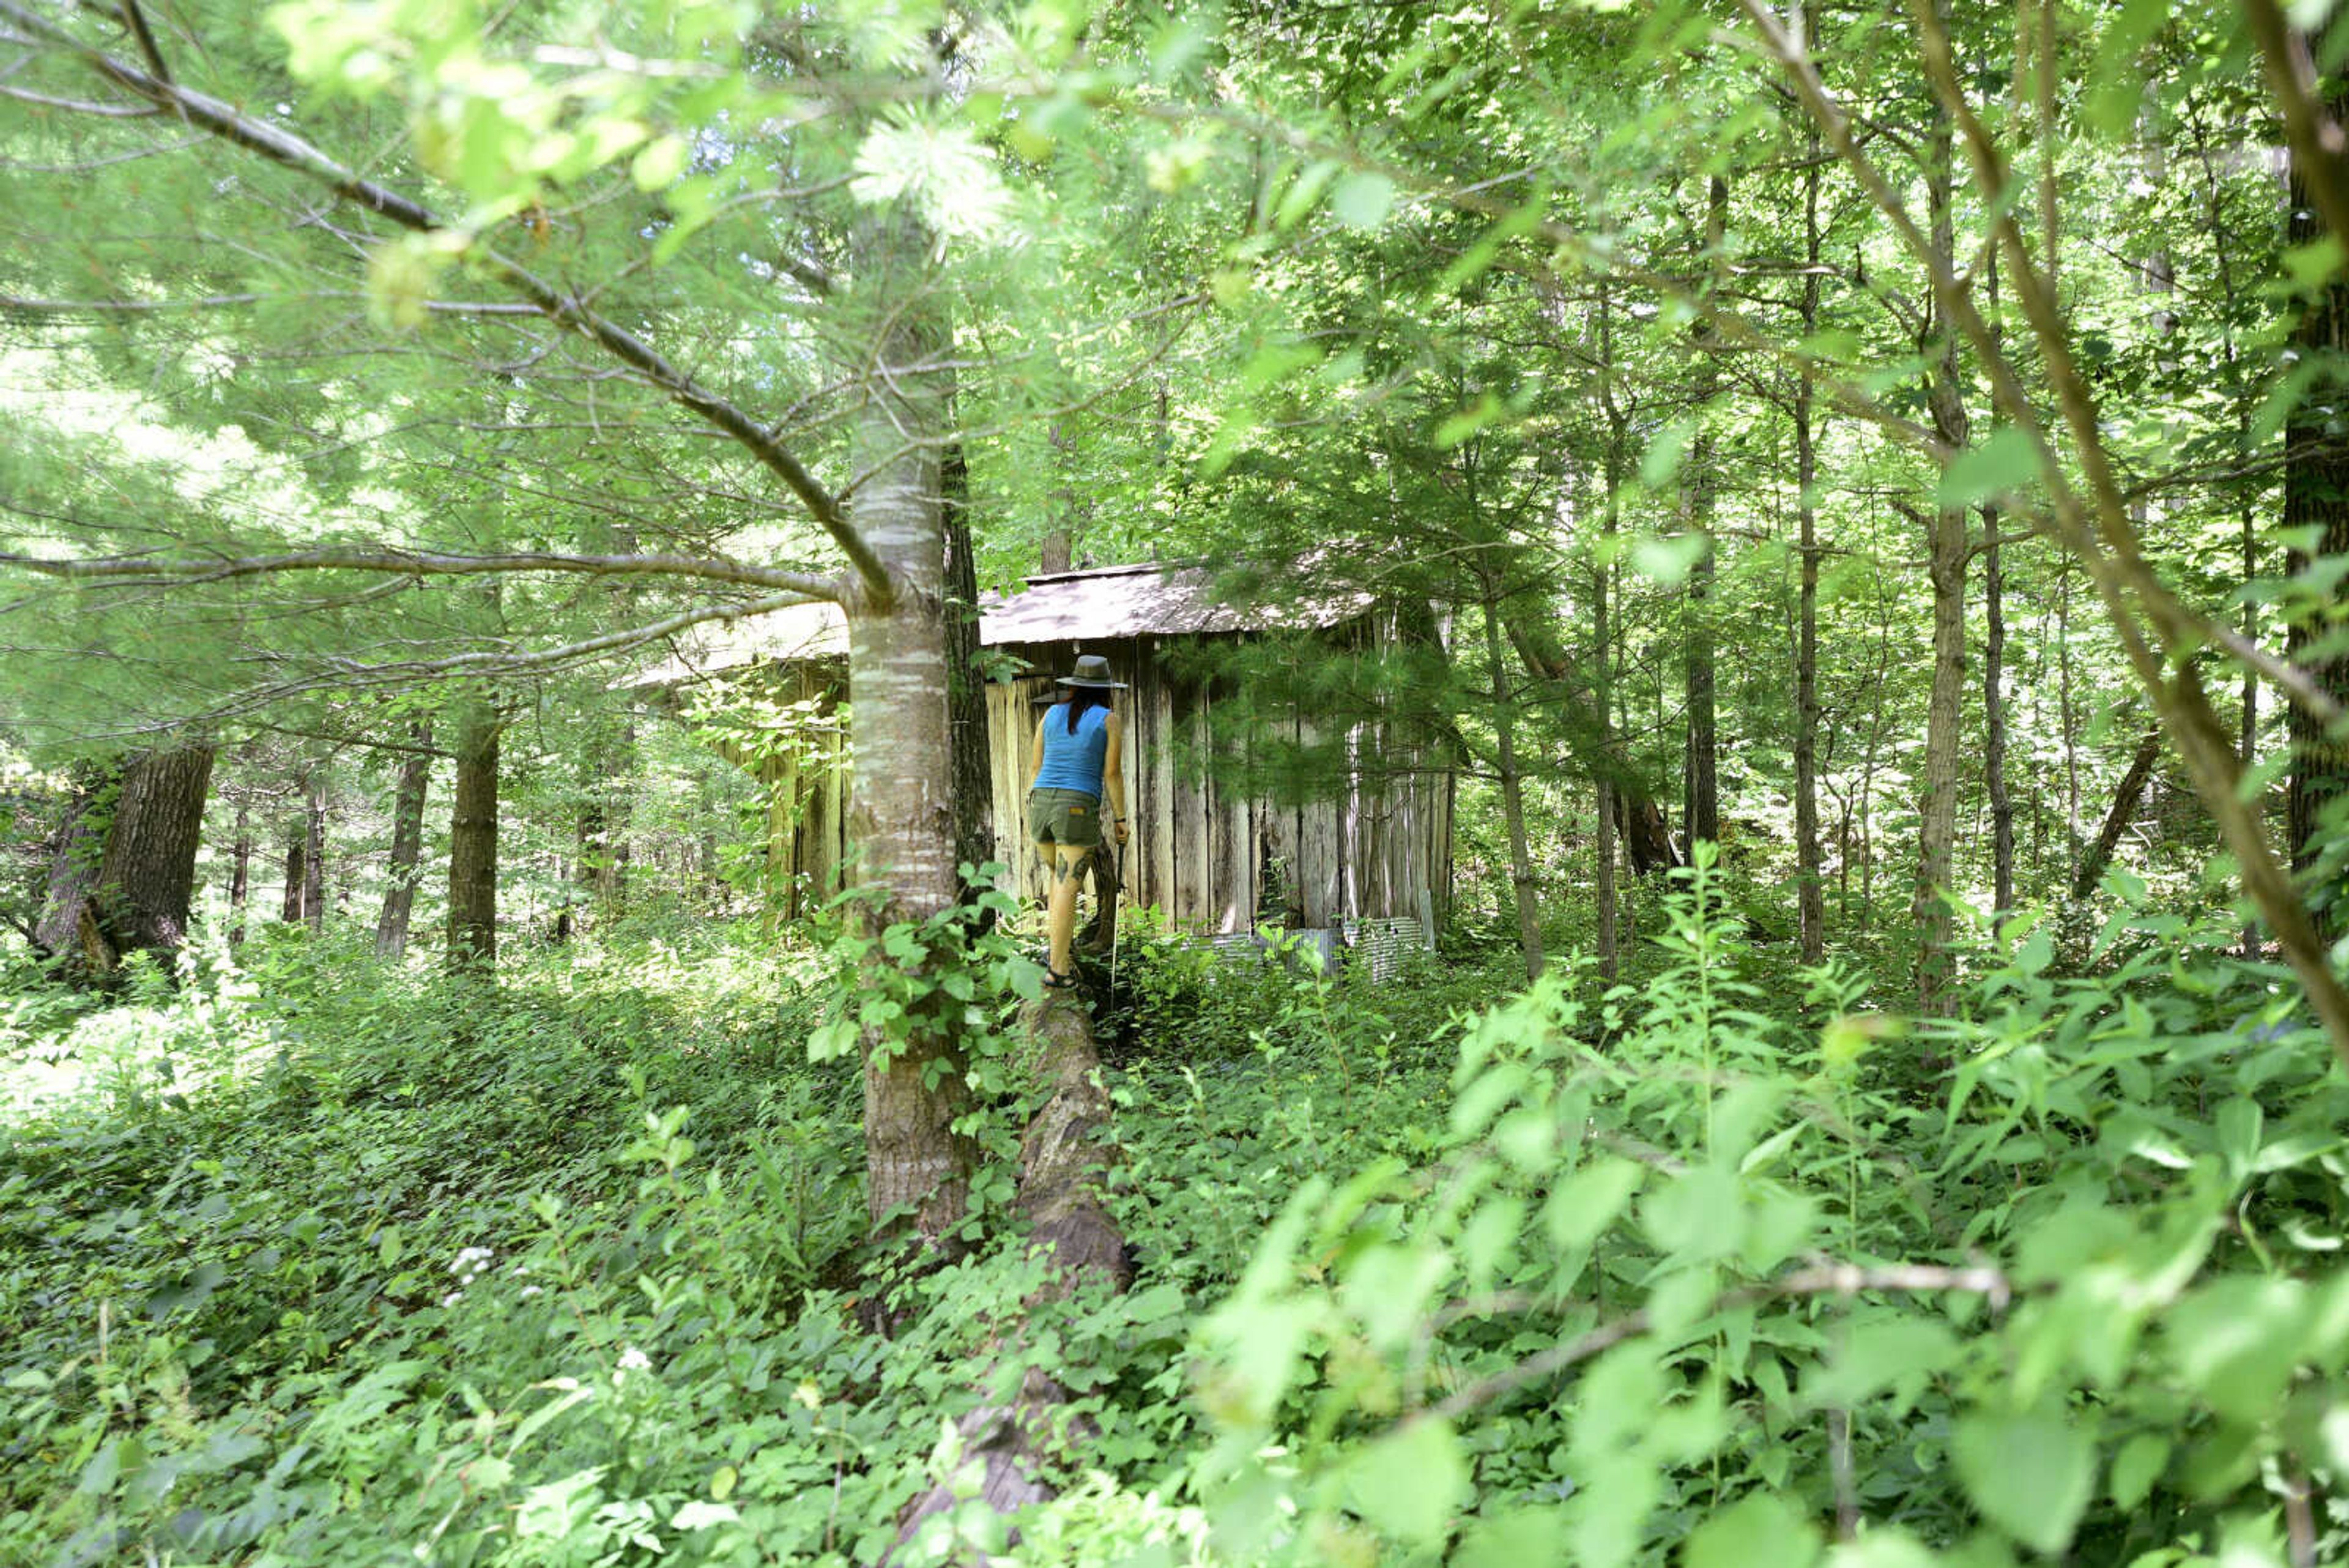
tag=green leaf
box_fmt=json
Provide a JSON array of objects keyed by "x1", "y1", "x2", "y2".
[
  {"x1": 1638, "y1": 420, "x2": 1693, "y2": 487},
  {"x1": 1936, "y1": 426, "x2": 2041, "y2": 510},
  {"x1": 1951, "y1": 1405, "x2": 2095, "y2": 1555},
  {"x1": 1630, "y1": 531, "x2": 1710, "y2": 587},
  {"x1": 631, "y1": 135, "x2": 689, "y2": 191},
  {"x1": 1543, "y1": 1157, "x2": 1642, "y2": 1250},
  {"x1": 1685, "y1": 1491, "x2": 1822, "y2": 1568},
  {"x1": 2108, "y1": 1433, "x2": 2169, "y2": 1509},
  {"x1": 1330, "y1": 171, "x2": 1397, "y2": 230},
  {"x1": 1805, "y1": 1315, "x2": 1959, "y2": 1409},
  {"x1": 1454, "y1": 1506, "x2": 1569, "y2": 1568},
  {"x1": 2213, "y1": 1097, "x2": 2262, "y2": 1181},
  {"x1": 2084, "y1": 0, "x2": 2179, "y2": 137},
  {"x1": 671, "y1": 1499, "x2": 741, "y2": 1529},
  {"x1": 1344, "y1": 1419, "x2": 1469, "y2": 1545}
]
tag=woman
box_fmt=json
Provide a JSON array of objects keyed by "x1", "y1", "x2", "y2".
[{"x1": 1026, "y1": 653, "x2": 1130, "y2": 987}]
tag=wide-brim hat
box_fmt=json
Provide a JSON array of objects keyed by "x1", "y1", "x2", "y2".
[{"x1": 1056, "y1": 653, "x2": 1128, "y2": 689}]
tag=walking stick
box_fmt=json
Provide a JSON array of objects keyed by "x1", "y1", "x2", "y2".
[{"x1": 1108, "y1": 831, "x2": 1123, "y2": 997}]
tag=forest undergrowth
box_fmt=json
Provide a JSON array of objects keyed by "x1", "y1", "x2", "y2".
[{"x1": 2, "y1": 867, "x2": 2346, "y2": 1567}]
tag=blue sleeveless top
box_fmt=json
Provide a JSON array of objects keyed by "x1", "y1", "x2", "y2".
[{"x1": 1034, "y1": 702, "x2": 1111, "y2": 797}]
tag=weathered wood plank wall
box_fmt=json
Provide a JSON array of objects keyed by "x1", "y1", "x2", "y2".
[
  {"x1": 738, "y1": 625, "x2": 1450, "y2": 939},
  {"x1": 979, "y1": 631, "x2": 1445, "y2": 936}
]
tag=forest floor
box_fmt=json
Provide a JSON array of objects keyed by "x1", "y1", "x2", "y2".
[{"x1": 1, "y1": 893, "x2": 2343, "y2": 1567}]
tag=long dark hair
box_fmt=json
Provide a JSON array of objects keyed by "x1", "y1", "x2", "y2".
[{"x1": 1064, "y1": 685, "x2": 1110, "y2": 734}]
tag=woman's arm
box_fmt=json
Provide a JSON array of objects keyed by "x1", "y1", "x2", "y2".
[
  {"x1": 1102, "y1": 715, "x2": 1129, "y2": 838},
  {"x1": 1029, "y1": 716, "x2": 1046, "y2": 790}
]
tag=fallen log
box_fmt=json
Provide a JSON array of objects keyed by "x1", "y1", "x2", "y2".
[{"x1": 890, "y1": 987, "x2": 1134, "y2": 1559}]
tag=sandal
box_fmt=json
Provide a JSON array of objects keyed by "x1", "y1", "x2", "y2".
[{"x1": 1042, "y1": 965, "x2": 1079, "y2": 990}]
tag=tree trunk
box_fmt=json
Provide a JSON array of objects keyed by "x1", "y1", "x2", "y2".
[
  {"x1": 281, "y1": 830, "x2": 306, "y2": 924},
  {"x1": 2285, "y1": 42, "x2": 2349, "y2": 923},
  {"x1": 1983, "y1": 515, "x2": 2013, "y2": 927},
  {"x1": 843, "y1": 207, "x2": 976, "y2": 1247},
  {"x1": 2072, "y1": 730, "x2": 2165, "y2": 899},
  {"x1": 302, "y1": 775, "x2": 327, "y2": 934},
  {"x1": 1041, "y1": 421, "x2": 1078, "y2": 574},
  {"x1": 1682, "y1": 174, "x2": 1727, "y2": 853},
  {"x1": 35, "y1": 747, "x2": 215, "y2": 982},
  {"x1": 1794, "y1": 141, "x2": 1827, "y2": 965},
  {"x1": 228, "y1": 798, "x2": 251, "y2": 944},
  {"x1": 448, "y1": 708, "x2": 500, "y2": 972},
  {"x1": 376, "y1": 729, "x2": 431, "y2": 959},
  {"x1": 1482, "y1": 578, "x2": 1544, "y2": 981},
  {"x1": 1592, "y1": 534, "x2": 1620, "y2": 980},
  {"x1": 1917, "y1": 47, "x2": 1970, "y2": 1018},
  {"x1": 943, "y1": 439, "x2": 993, "y2": 886},
  {"x1": 891, "y1": 992, "x2": 1132, "y2": 1556}
]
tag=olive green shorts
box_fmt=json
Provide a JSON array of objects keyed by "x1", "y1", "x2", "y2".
[{"x1": 1028, "y1": 787, "x2": 1103, "y2": 849}]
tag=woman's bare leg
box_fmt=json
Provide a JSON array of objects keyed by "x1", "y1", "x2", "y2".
[{"x1": 1045, "y1": 842, "x2": 1088, "y2": 976}]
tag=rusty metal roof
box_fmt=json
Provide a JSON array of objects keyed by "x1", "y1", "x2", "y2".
[{"x1": 634, "y1": 562, "x2": 1368, "y2": 686}]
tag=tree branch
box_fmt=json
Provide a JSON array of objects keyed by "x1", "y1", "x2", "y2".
[
  {"x1": 2243, "y1": 0, "x2": 2349, "y2": 267},
  {"x1": 0, "y1": 545, "x2": 844, "y2": 601},
  {"x1": 73, "y1": 590, "x2": 815, "y2": 743},
  {"x1": 0, "y1": 0, "x2": 896, "y2": 603},
  {"x1": 1421, "y1": 1261, "x2": 2013, "y2": 1425}
]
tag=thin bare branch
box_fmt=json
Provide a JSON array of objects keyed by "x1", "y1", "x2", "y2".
[{"x1": 1420, "y1": 1261, "x2": 2013, "y2": 1425}]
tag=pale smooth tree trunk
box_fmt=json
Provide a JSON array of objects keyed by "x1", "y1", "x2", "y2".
[
  {"x1": 842, "y1": 208, "x2": 976, "y2": 1246},
  {"x1": 376, "y1": 727, "x2": 431, "y2": 958},
  {"x1": 448, "y1": 708, "x2": 500, "y2": 972}
]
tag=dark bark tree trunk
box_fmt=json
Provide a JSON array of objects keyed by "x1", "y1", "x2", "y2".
[
  {"x1": 302, "y1": 775, "x2": 327, "y2": 934},
  {"x1": 35, "y1": 747, "x2": 215, "y2": 982},
  {"x1": 1682, "y1": 174, "x2": 1727, "y2": 853},
  {"x1": 227, "y1": 798, "x2": 251, "y2": 944},
  {"x1": 448, "y1": 708, "x2": 500, "y2": 972},
  {"x1": 1795, "y1": 141, "x2": 1827, "y2": 965},
  {"x1": 1983, "y1": 514, "x2": 2013, "y2": 926},
  {"x1": 1593, "y1": 532, "x2": 1620, "y2": 981},
  {"x1": 376, "y1": 729, "x2": 431, "y2": 959},
  {"x1": 1041, "y1": 422, "x2": 1078, "y2": 575},
  {"x1": 842, "y1": 207, "x2": 976, "y2": 1248},
  {"x1": 281, "y1": 830, "x2": 306, "y2": 924},
  {"x1": 2073, "y1": 730, "x2": 2165, "y2": 899},
  {"x1": 1482, "y1": 572, "x2": 1545, "y2": 982},
  {"x1": 1504, "y1": 619, "x2": 1680, "y2": 885},
  {"x1": 943, "y1": 439, "x2": 993, "y2": 886},
  {"x1": 35, "y1": 764, "x2": 120, "y2": 978}
]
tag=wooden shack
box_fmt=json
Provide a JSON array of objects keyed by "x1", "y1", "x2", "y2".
[{"x1": 646, "y1": 563, "x2": 1453, "y2": 938}]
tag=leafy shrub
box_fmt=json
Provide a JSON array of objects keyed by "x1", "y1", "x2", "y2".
[{"x1": 1182, "y1": 848, "x2": 2349, "y2": 1565}]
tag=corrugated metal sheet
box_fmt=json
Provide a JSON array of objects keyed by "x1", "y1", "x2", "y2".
[{"x1": 633, "y1": 562, "x2": 1369, "y2": 686}]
